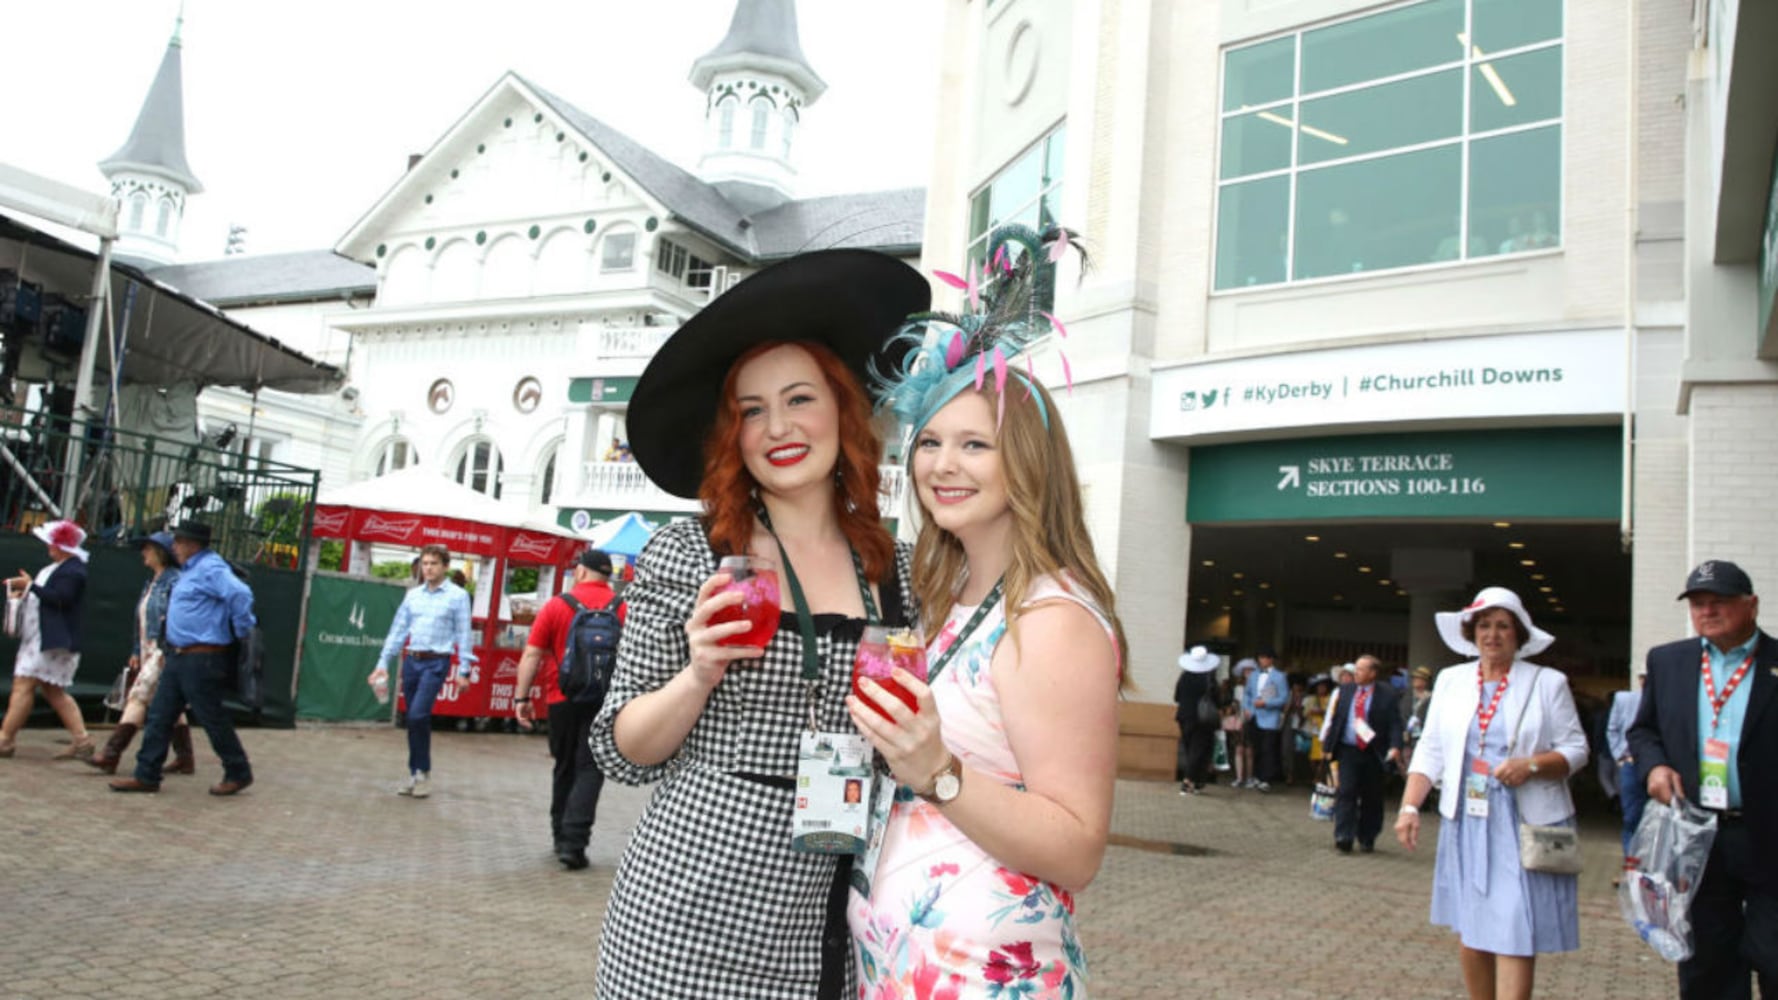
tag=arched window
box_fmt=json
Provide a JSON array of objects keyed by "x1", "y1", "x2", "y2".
[
  {"x1": 537, "y1": 442, "x2": 561, "y2": 506},
  {"x1": 154, "y1": 198, "x2": 174, "y2": 237},
  {"x1": 128, "y1": 192, "x2": 148, "y2": 231},
  {"x1": 749, "y1": 96, "x2": 773, "y2": 151},
  {"x1": 374, "y1": 437, "x2": 417, "y2": 477},
  {"x1": 780, "y1": 108, "x2": 797, "y2": 159},
  {"x1": 454, "y1": 438, "x2": 503, "y2": 498},
  {"x1": 717, "y1": 97, "x2": 738, "y2": 149}
]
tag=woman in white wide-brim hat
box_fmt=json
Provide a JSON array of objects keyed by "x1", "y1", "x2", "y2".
[
  {"x1": 0, "y1": 520, "x2": 93, "y2": 759},
  {"x1": 1393, "y1": 586, "x2": 1588, "y2": 998},
  {"x1": 1173, "y1": 646, "x2": 1222, "y2": 794}
]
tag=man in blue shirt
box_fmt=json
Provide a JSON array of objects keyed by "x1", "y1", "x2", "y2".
[
  {"x1": 1605, "y1": 673, "x2": 1646, "y2": 866},
  {"x1": 111, "y1": 521, "x2": 257, "y2": 796},
  {"x1": 369, "y1": 544, "x2": 475, "y2": 799},
  {"x1": 1631, "y1": 560, "x2": 1776, "y2": 999},
  {"x1": 1245, "y1": 647, "x2": 1289, "y2": 790}
]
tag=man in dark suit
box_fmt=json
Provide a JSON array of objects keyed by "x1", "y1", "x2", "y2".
[
  {"x1": 1321, "y1": 653, "x2": 1402, "y2": 853},
  {"x1": 1629, "y1": 560, "x2": 1776, "y2": 999}
]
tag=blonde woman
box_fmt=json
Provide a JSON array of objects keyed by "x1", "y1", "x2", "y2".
[{"x1": 848, "y1": 228, "x2": 1125, "y2": 997}]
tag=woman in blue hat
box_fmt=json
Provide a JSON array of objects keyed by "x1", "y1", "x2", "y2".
[{"x1": 85, "y1": 531, "x2": 193, "y2": 774}]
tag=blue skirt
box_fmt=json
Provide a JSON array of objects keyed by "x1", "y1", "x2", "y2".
[{"x1": 1429, "y1": 782, "x2": 1580, "y2": 957}]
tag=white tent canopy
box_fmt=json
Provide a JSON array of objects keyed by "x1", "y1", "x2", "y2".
[{"x1": 316, "y1": 466, "x2": 562, "y2": 536}]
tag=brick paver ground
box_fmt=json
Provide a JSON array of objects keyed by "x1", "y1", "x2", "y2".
[{"x1": 0, "y1": 726, "x2": 1679, "y2": 998}]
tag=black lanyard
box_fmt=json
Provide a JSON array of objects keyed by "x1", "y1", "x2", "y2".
[
  {"x1": 755, "y1": 508, "x2": 880, "y2": 729},
  {"x1": 926, "y1": 578, "x2": 1006, "y2": 684}
]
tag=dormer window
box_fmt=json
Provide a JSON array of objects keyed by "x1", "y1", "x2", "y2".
[
  {"x1": 155, "y1": 198, "x2": 174, "y2": 238},
  {"x1": 780, "y1": 108, "x2": 797, "y2": 159},
  {"x1": 128, "y1": 192, "x2": 148, "y2": 232}
]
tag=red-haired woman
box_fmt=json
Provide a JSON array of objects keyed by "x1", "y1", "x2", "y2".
[{"x1": 587, "y1": 250, "x2": 928, "y2": 1000}]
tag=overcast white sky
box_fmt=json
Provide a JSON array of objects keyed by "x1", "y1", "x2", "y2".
[{"x1": 3, "y1": 1, "x2": 944, "y2": 260}]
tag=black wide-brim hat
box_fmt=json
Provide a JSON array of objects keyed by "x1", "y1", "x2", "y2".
[{"x1": 628, "y1": 249, "x2": 930, "y2": 499}]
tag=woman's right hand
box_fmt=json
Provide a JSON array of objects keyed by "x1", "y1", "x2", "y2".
[
  {"x1": 684, "y1": 571, "x2": 767, "y2": 688},
  {"x1": 1394, "y1": 809, "x2": 1421, "y2": 851}
]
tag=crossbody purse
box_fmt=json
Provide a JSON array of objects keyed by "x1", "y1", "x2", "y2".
[{"x1": 1508, "y1": 666, "x2": 1584, "y2": 875}]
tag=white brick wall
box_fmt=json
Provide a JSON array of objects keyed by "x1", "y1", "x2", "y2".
[{"x1": 1687, "y1": 384, "x2": 1778, "y2": 608}]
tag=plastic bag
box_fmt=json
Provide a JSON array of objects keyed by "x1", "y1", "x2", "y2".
[
  {"x1": 1309, "y1": 783, "x2": 1336, "y2": 821},
  {"x1": 1617, "y1": 798, "x2": 1718, "y2": 961},
  {"x1": 3, "y1": 593, "x2": 23, "y2": 638}
]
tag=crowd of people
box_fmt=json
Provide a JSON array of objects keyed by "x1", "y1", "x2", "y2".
[{"x1": 2, "y1": 225, "x2": 1771, "y2": 1000}]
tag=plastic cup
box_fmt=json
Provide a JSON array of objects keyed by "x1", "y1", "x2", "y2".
[
  {"x1": 852, "y1": 625, "x2": 926, "y2": 720},
  {"x1": 371, "y1": 672, "x2": 390, "y2": 705},
  {"x1": 710, "y1": 556, "x2": 781, "y2": 648}
]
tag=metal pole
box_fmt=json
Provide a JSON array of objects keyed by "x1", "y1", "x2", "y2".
[{"x1": 61, "y1": 236, "x2": 114, "y2": 514}]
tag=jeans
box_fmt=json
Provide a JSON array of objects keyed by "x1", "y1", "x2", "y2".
[
  {"x1": 547, "y1": 700, "x2": 607, "y2": 851},
  {"x1": 401, "y1": 654, "x2": 451, "y2": 774},
  {"x1": 134, "y1": 650, "x2": 251, "y2": 784},
  {"x1": 1617, "y1": 757, "x2": 1647, "y2": 856}
]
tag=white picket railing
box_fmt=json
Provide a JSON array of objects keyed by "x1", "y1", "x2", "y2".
[
  {"x1": 596, "y1": 326, "x2": 673, "y2": 359},
  {"x1": 575, "y1": 461, "x2": 909, "y2": 515}
]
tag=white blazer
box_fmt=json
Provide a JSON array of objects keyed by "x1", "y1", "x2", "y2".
[{"x1": 1407, "y1": 660, "x2": 1589, "y2": 825}]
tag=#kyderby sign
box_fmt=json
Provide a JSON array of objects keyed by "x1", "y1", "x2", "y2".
[{"x1": 1151, "y1": 329, "x2": 1627, "y2": 442}]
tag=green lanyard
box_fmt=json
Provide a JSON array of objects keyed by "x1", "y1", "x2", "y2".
[
  {"x1": 925, "y1": 578, "x2": 1006, "y2": 685},
  {"x1": 755, "y1": 508, "x2": 881, "y2": 729}
]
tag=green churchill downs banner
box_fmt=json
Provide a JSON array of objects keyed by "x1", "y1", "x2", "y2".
[{"x1": 296, "y1": 574, "x2": 409, "y2": 721}]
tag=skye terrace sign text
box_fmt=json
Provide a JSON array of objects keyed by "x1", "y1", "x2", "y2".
[
  {"x1": 1149, "y1": 329, "x2": 1626, "y2": 442},
  {"x1": 1187, "y1": 427, "x2": 1622, "y2": 523}
]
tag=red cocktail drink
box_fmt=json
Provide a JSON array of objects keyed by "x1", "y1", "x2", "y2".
[
  {"x1": 853, "y1": 627, "x2": 927, "y2": 720},
  {"x1": 711, "y1": 557, "x2": 781, "y2": 649}
]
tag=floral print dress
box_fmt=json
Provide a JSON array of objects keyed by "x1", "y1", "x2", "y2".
[{"x1": 848, "y1": 575, "x2": 1114, "y2": 1000}]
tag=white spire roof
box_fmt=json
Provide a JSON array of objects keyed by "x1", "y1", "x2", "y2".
[{"x1": 689, "y1": 0, "x2": 826, "y2": 102}]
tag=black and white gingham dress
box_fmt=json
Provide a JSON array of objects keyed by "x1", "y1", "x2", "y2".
[{"x1": 590, "y1": 518, "x2": 915, "y2": 999}]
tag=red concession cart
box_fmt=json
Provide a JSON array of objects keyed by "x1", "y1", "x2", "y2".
[{"x1": 309, "y1": 467, "x2": 584, "y2": 718}]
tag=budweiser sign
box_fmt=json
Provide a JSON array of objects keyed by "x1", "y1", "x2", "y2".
[
  {"x1": 508, "y1": 532, "x2": 558, "y2": 560},
  {"x1": 361, "y1": 514, "x2": 424, "y2": 539},
  {"x1": 311, "y1": 508, "x2": 349, "y2": 534}
]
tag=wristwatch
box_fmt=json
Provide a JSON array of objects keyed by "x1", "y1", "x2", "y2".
[
  {"x1": 919, "y1": 754, "x2": 962, "y2": 805},
  {"x1": 1528, "y1": 760, "x2": 1541, "y2": 776}
]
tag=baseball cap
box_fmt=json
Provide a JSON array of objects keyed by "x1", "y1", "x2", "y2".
[
  {"x1": 575, "y1": 549, "x2": 614, "y2": 576},
  {"x1": 1677, "y1": 560, "x2": 1754, "y2": 599}
]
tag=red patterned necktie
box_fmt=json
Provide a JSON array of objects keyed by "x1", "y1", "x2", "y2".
[{"x1": 1354, "y1": 686, "x2": 1371, "y2": 749}]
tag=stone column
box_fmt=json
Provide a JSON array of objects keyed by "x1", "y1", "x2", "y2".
[{"x1": 1391, "y1": 549, "x2": 1474, "y2": 670}]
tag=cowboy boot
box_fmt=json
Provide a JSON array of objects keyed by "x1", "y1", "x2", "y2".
[
  {"x1": 83, "y1": 723, "x2": 139, "y2": 774},
  {"x1": 168, "y1": 724, "x2": 196, "y2": 775}
]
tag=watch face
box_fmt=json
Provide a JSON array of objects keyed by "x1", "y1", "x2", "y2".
[{"x1": 934, "y1": 772, "x2": 961, "y2": 802}]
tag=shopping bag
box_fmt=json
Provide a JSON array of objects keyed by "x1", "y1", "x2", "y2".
[
  {"x1": 1618, "y1": 798, "x2": 1719, "y2": 961},
  {"x1": 3, "y1": 593, "x2": 23, "y2": 638},
  {"x1": 1309, "y1": 783, "x2": 1336, "y2": 821},
  {"x1": 1211, "y1": 730, "x2": 1231, "y2": 771}
]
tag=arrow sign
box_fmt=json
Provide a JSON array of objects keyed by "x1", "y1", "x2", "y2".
[{"x1": 1276, "y1": 465, "x2": 1301, "y2": 491}]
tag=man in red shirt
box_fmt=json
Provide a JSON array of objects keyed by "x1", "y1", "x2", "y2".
[{"x1": 514, "y1": 548, "x2": 626, "y2": 870}]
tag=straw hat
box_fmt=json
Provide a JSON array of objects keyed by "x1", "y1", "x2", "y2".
[
  {"x1": 1177, "y1": 645, "x2": 1220, "y2": 674},
  {"x1": 1434, "y1": 586, "x2": 1555, "y2": 658}
]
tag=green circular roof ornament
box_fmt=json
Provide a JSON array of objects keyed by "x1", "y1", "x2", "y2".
[
  {"x1": 424, "y1": 236, "x2": 436, "y2": 250},
  {"x1": 601, "y1": 172, "x2": 612, "y2": 182},
  {"x1": 528, "y1": 225, "x2": 541, "y2": 240},
  {"x1": 477, "y1": 143, "x2": 486, "y2": 154},
  {"x1": 475, "y1": 231, "x2": 487, "y2": 245},
  {"x1": 504, "y1": 117, "x2": 513, "y2": 128},
  {"x1": 376, "y1": 244, "x2": 387, "y2": 258},
  {"x1": 556, "y1": 132, "x2": 565, "y2": 142},
  {"x1": 450, "y1": 169, "x2": 459, "y2": 179},
  {"x1": 578, "y1": 152, "x2": 588, "y2": 162},
  {"x1": 583, "y1": 219, "x2": 596, "y2": 234},
  {"x1": 534, "y1": 112, "x2": 543, "y2": 123},
  {"x1": 424, "y1": 194, "x2": 433, "y2": 204},
  {"x1": 644, "y1": 217, "x2": 659, "y2": 232}
]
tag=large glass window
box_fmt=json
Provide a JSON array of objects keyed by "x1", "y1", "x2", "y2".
[
  {"x1": 965, "y1": 127, "x2": 1066, "y2": 307},
  {"x1": 1214, "y1": 0, "x2": 1562, "y2": 290}
]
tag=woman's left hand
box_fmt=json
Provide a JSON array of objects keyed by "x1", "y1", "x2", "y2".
[
  {"x1": 847, "y1": 668, "x2": 950, "y2": 792},
  {"x1": 1492, "y1": 757, "x2": 1537, "y2": 787}
]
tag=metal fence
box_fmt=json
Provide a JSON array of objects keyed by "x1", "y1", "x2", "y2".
[{"x1": 0, "y1": 405, "x2": 321, "y2": 570}]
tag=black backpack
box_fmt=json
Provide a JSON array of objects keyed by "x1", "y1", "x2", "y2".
[{"x1": 556, "y1": 593, "x2": 621, "y2": 706}]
